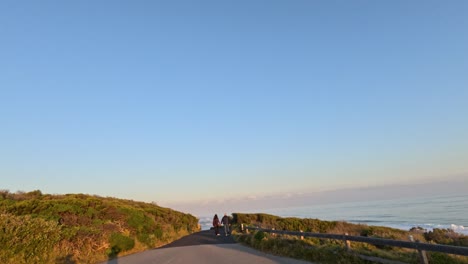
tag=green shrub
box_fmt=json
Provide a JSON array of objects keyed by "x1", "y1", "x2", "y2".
[
  {"x1": 254, "y1": 231, "x2": 266, "y2": 241},
  {"x1": 235, "y1": 232, "x2": 367, "y2": 264},
  {"x1": 108, "y1": 233, "x2": 135, "y2": 257},
  {"x1": 424, "y1": 228, "x2": 456, "y2": 244},
  {"x1": 233, "y1": 212, "x2": 468, "y2": 264},
  {"x1": 428, "y1": 252, "x2": 468, "y2": 264},
  {"x1": 137, "y1": 233, "x2": 152, "y2": 247},
  {"x1": 0, "y1": 213, "x2": 61, "y2": 264},
  {"x1": 0, "y1": 191, "x2": 200, "y2": 263},
  {"x1": 154, "y1": 226, "x2": 164, "y2": 239}
]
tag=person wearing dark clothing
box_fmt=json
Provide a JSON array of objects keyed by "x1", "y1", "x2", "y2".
[
  {"x1": 212, "y1": 214, "x2": 220, "y2": 236},
  {"x1": 221, "y1": 213, "x2": 230, "y2": 236}
]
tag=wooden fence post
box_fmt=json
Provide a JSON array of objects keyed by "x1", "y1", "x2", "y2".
[
  {"x1": 416, "y1": 240, "x2": 429, "y2": 264},
  {"x1": 344, "y1": 233, "x2": 351, "y2": 251}
]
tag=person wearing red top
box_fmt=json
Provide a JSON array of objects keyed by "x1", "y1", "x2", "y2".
[{"x1": 212, "y1": 214, "x2": 220, "y2": 236}]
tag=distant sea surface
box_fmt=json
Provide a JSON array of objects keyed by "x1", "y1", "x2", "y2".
[{"x1": 199, "y1": 194, "x2": 468, "y2": 234}]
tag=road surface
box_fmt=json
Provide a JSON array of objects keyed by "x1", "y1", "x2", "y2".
[{"x1": 102, "y1": 230, "x2": 312, "y2": 264}]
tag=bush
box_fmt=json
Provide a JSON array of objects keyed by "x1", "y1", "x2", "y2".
[
  {"x1": 428, "y1": 252, "x2": 468, "y2": 264},
  {"x1": 108, "y1": 233, "x2": 135, "y2": 257},
  {"x1": 0, "y1": 191, "x2": 200, "y2": 263},
  {"x1": 235, "y1": 232, "x2": 367, "y2": 264},
  {"x1": 254, "y1": 231, "x2": 266, "y2": 241},
  {"x1": 0, "y1": 213, "x2": 61, "y2": 264},
  {"x1": 424, "y1": 228, "x2": 464, "y2": 245},
  {"x1": 233, "y1": 212, "x2": 468, "y2": 264}
]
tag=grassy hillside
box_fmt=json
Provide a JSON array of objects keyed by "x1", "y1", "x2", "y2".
[
  {"x1": 232, "y1": 213, "x2": 468, "y2": 264},
  {"x1": 0, "y1": 190, "x2": 199, "y2": 264}
]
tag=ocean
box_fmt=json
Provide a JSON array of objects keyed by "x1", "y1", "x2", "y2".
[{"x1": 199, "y1": 194, "x2": 468, "y2": 235}]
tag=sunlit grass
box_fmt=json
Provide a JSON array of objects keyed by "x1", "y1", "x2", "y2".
[
  {"x1": 232, "y1": 213, "x2": 468, "y2": 264},
  {"x1": 0, "y1": 190, "x2": 199, "y2": 263}
]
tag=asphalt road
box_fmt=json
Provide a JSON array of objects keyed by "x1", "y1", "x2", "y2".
[{"x1": 102, "y1": 230, "x2": 313, "y2": 264}]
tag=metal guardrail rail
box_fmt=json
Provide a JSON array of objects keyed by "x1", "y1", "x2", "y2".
[{"x1": 243, "y1": 226, "x2": 468, "y2": 264}]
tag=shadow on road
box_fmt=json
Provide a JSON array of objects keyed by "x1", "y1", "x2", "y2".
[
  {"x1": 105, "y1": 255, "x2": 119, "y2": 264},
  {"x1": 105, "y1": 257, "x2": 118, "y2": 264},
  {"x1": 158, "y1": 230, "x2": 235, "y2": 249}
]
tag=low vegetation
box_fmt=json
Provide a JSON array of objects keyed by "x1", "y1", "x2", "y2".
[
  {"x1": 232, "y1": 213, "x2": 468, "y2": 264},
  {"x1": 0, "y1": 190, "x2": 199, "y2": 263}
]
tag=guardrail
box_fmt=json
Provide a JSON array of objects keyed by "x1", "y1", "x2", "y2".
[{"x1": 242, "y1": 225, "x2": 468, "y2": 264}]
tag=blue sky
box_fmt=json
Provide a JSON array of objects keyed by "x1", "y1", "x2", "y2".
[{"x1": 1, "y1": 1, "x2": 467, "y2": 214}]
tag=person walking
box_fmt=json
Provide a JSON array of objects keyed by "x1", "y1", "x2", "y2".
[
  {"x1": 212, "y1": 214, "x2": 220, "y2": 236},
  {"x1": 221, "y1": 213, "x2": 230, "y2": 236}
]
